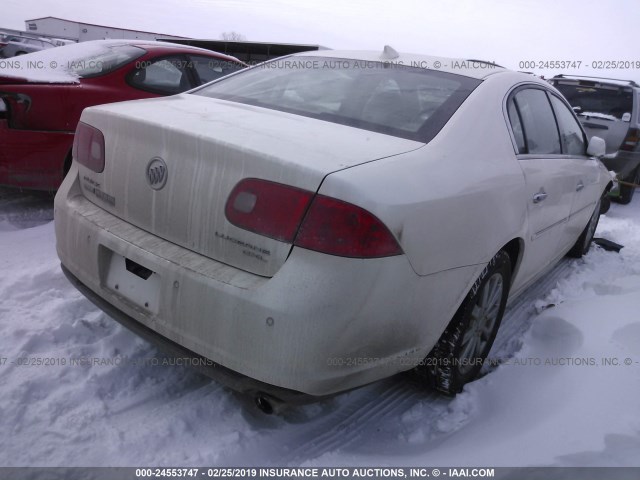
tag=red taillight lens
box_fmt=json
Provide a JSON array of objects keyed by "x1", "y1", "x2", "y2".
[
  {"x1": 225, "y1": 178, "x2": 314, "y2": 242},
  {"x1": 226, "y1": 179, "x2": 403, "y2": 259},
  {"x1": 295, "y1": 195, "x2": 403, "y2": 258},
  {"x1": 621, "y1": 128, "x2": 640, "y2": 152},
  {"x1": 73, "y1": 122, "x2": 105, "y2": 173}
]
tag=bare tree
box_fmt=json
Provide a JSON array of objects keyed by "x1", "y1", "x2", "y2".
[{"x1": 220, "y1": 31, "x2": 247, "y2": 41}]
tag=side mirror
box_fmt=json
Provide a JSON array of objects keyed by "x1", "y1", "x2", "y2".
[
  {"x1": 622, "y1": 112, "x2": 631, "y2": 122},
  {"x1": 572, "y1": 106, "x2": 583, "y2": 114},
  {"x1": 587, "y1": 136, "x2": 606, "y2": 157}
]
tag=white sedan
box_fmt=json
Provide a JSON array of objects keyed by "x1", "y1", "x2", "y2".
[{"x1": 54, "y1": 48, "x2": 611, "y2": 412}]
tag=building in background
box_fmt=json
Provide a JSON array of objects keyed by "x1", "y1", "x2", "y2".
[
  {"x1": 23, "y1": 16, "x2": 184, "y2": 42},
  {"x1": 1, "y1": 17, "x2": 324, "y2": 62}
]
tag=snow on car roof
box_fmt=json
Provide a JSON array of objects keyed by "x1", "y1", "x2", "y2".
[
  {"x1": 0, "y1": 40, "x2": 134, "y2": 83},
  {"x1": 0, "y1": 39, "x2": 240, "y2": 84},
  {"x1": 297, "y1": 48, "x2": 505, "y2": 79}
]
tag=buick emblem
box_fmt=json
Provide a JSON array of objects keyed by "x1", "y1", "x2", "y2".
[{"x1": 146, "y1": 157, "x2": 168, "y2": 190}]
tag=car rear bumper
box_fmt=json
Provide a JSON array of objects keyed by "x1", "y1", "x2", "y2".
[
  {"x1": 60, "y1": 263, "x2": 320, "y2": 405},
  {"x1": 55, "y1": 165, "x2": 480, "y2": 396},
  {"x1": 0, "y1": 120, "x2": 73, "y2": 190}
]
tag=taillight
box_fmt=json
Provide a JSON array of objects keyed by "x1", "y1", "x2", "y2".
[
  {"x1": 225, "y1": 178, "x2": 314, "y2": 242},
  {"x1": 295, "y1": 195, "x2": 403, "y2": 258},
  {"x1": 225, "y1": 178, "x2": 403, "y2": 259},
  {"x1": 620, "y1": 128, "x2": 639, "y2": 152},
  {"x1": 73, "y1": 122, "x2": 105, "y2": 173}
]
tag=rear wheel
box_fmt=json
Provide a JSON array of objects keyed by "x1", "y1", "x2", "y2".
[
  {"x1": 616, "y1": 167, "x2": 639, "y2": 205},
  {"x1": 567, "y1": 198, "x2": 601, "y2": 258},
  {"x1": 416, "y1": 250, "x2": 511, "y2": 395}
]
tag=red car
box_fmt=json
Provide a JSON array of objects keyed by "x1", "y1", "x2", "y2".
[{"x1": 0, "y1": 40, "x2": 245, "y2": 190}]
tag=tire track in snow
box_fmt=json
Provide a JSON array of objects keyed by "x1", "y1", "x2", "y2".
[
  {"x1": 224, "y1": 379, "x2": 426, "y2": 466},
  {"x1": 0, "y1": 187, "x2": 53, "y2": 231},
  {"x1": 280, "y1": 381, "x2": 422, "y2": 464},
  {"x1": 490, "y1": 259, "x2": 575, "y2": 362}
]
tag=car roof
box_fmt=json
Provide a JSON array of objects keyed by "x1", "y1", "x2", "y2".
[
  {"x1": 0, "y1": 39, "x2": 244, "y2": 84},
  {"x1": 131, "y1": 40, "x2": 241, "y2": 61},
  {"x1": 296, "y1": 47, "x2": 505, "y2": 80},
  {"x1": 68, "y1": 39, "x2": 243, "y2": 64}
]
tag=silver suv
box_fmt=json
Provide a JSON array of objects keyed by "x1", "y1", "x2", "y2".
[{"x1": 550, "y1": 75, "x2": 640, "y2": 204}]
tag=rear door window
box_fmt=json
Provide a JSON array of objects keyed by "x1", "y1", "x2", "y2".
[{"x1": 513, "y1": 88, "x2": 561, "y2": 155}]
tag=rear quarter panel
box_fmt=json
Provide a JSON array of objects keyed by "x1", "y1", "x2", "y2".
[
  {"x1": 0, "y1": 83, "x2": 77, "y2": 131},
  {"x1": 320, "y1": 72, "x2": 528, "y2": 277},
  {"x1": 0, "y1": 119, "x2": 73, "y2": 189}
]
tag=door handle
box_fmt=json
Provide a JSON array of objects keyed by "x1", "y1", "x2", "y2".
[
  {"x1": 576, "y1": 181, "x2": 585, "y2": 191},
  {"x1": 533, "y1": 189, "x2": 548, "y2": 204}
]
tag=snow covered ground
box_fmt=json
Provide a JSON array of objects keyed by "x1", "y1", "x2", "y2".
[{"x1": 0, "y1": 186, "x2": 639, "y2": 467}]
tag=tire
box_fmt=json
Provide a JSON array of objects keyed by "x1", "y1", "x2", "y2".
[
  {"x1": 416, "y1": 250, "x2": 511, "y2": 395},
  {"x1": 567, "y1": 198, "x2": 601, "y2": 258},
  {"x1": 616, "y1": 167, "x2": 639, "y2": 205}
]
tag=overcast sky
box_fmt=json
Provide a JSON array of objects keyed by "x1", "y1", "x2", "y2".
[{"x1": 3, "y1": 0, "x2": 639, "y2": 81}]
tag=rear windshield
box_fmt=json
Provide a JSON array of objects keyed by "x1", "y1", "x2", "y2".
[
  {"x1": 193, "y1": 56, "x2": 481, "y2": 142},
  {"x1": 554, "y1": 81, "x2": 634, "y2": 121},
  {"x1": 67, "y1": 45, "x2": 146, "y2": 78}
]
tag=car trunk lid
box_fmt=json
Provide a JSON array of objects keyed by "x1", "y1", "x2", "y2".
[{"x1": 77, "y1": 94, "x2": 424, "y2": 277}]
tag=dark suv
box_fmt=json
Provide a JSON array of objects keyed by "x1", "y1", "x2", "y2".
[{"x1": 550, "y1": 75, "x2": 640, "y2": 204}]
